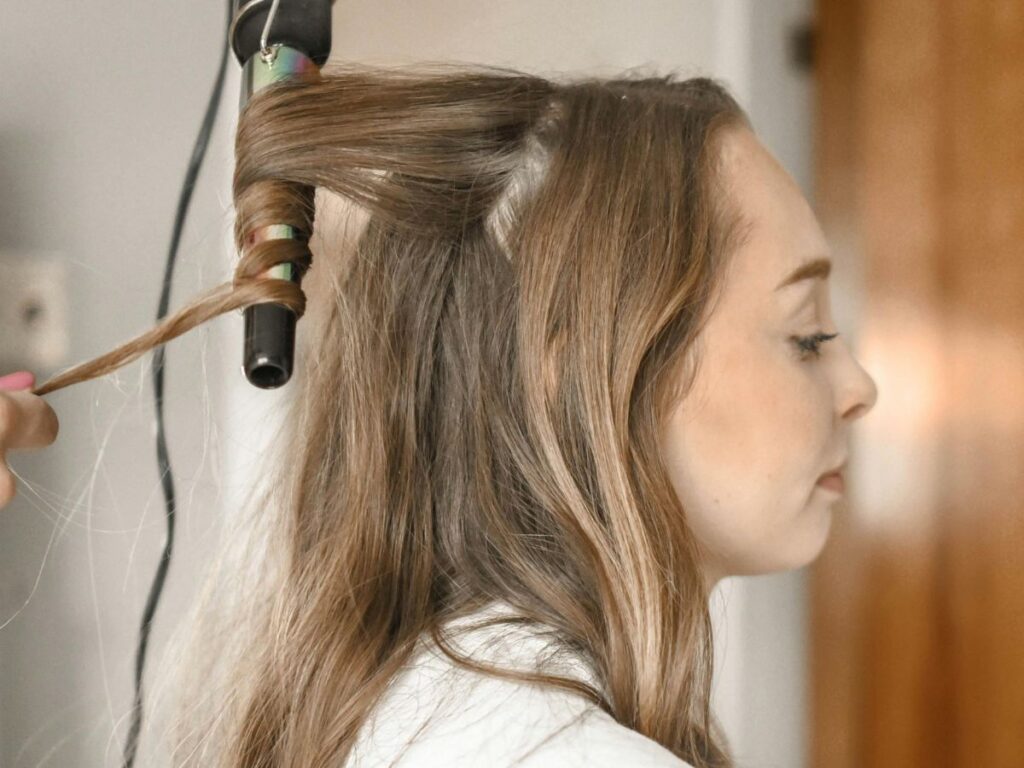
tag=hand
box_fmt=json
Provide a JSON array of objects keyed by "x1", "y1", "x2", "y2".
[{"x1": 0, "y1": 371, "x2": 59, "y2": 508}]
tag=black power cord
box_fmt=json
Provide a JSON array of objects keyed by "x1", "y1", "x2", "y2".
[{"x1": 121, "y1": 2, "x2": 234, "y2": 765}]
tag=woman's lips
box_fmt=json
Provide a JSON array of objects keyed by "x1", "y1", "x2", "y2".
[{"x1": 817, "y1": 471, "x2": 845, "y2": 494}]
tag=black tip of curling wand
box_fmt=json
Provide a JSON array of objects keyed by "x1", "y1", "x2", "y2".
[
  {"x1": 231, "y1": 0, "x2": 334, "y2": 390},
  {"x1": 243, "y1": 300, "x2": 298, "y2": 389}
]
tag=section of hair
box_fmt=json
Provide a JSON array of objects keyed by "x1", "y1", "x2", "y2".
[{"x1": 45, "y1": 62, "x2": 751, "y2": 768}]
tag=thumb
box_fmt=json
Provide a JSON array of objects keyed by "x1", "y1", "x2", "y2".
[{"x1": 0, "y1": 371, "x2": 36, "y2": 392}]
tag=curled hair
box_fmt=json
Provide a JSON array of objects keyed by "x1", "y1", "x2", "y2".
[{"x1": 32, "y1": 62, "x2": 752, "y2": 767}]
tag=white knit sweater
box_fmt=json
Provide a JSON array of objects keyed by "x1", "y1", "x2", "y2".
[{"x1": 345, "y1": 601, "x2": 694, "y2": 767}]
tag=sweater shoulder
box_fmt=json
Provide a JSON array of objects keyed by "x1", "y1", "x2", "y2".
[
  {"x1": 347, "y1": 604, "x2": 693, "y2": 768},
  {"x1": 516, "y1": 701, "x2": 695, "y2": 767},
  {"x1": 349, "y1": 662, "x2": 691, "y2": 767}
]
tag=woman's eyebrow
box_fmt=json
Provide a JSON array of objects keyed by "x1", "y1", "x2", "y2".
[{"x1": 775, "y1": 257, "x2": 832, "y2": 291}]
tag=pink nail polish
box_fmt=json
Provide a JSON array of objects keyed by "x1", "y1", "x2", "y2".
[{"x1": 0, "y1": 371, "x2": 35, "y2": 391}]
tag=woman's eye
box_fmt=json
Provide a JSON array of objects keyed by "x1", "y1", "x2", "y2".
[{"x1": 791, "y1": 332, "x2": 840, "y2": 361}]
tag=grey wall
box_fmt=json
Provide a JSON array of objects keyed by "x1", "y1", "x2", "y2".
[
  {"x1": 0, "y1": 1, "x2": 240, "y2": 765},
  {"x1": 0, "y1": 1, "x2": 816, "y2": 765}
]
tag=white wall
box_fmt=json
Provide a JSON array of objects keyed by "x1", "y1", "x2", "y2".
[{"x1": 0, "y1": 1, "x2": 816, "y2": 765}]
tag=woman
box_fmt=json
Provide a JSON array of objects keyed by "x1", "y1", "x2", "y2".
[{"x1": 12, "y1": 62, "x2": 876, "y2": 767}]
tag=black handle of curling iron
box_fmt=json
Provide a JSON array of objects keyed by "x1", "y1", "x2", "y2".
[{"x1": 230, "y1": 0, "x2": 334, "y2": 388}]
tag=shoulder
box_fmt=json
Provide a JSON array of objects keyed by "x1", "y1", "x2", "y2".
[
  {"x1": 348, "y1": 640, "x2": 692, "y2": 768},
  {"x1": 516, "y1": 702, "x2": 695, "y2": 768}
]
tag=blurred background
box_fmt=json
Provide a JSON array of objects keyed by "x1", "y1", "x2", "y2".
[{"x1": 0, "y1": 1, "x2": 1020, "y2": 766}]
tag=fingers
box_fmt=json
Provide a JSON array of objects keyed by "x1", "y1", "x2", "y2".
[
  {"x1": 0, "y1": 390, "x2": 60, "y2": 452},
  {"x1": 0, "y1": 378, "x2": 58, "y2": 509},
  {"x1": 0, "y1": 370, "x2": 35, "y2": 390}
]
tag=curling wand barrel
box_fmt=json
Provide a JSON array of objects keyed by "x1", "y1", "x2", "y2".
[{"x1": 229, "y1": 0, "x2": 333, "y2": 388}]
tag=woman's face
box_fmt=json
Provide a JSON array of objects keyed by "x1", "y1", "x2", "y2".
[{"x1": 660, "y1": 126, "x2": 878, "y2": 588}]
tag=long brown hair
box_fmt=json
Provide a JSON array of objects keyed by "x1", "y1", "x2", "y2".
[{"x1": 31, "y1": 61, "x2": 752, "y2": 767}]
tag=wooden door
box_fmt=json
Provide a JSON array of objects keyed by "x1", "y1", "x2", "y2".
[{"x1": 811, "y1": 0, "x2": 1024, "y2": 766}]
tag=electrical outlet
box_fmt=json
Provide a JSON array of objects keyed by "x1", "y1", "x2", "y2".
[{"x1": 0, "y1": 251, "x2": 69, "y2": 373}]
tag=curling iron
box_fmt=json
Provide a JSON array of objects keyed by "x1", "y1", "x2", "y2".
[{"x1": 229, "y1": 0, "x2": 334, "y2": 388}]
